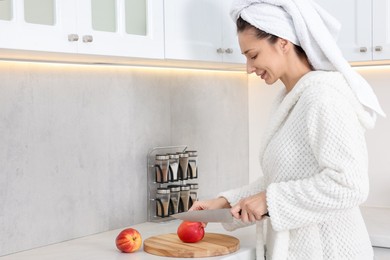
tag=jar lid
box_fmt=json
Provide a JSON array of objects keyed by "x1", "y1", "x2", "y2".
[
  {"x1": 157, "y1": 188, "x2": 170, "y2": 194},
  {"x1": 168, "y1": 153, "x2": 180, "y2": 159},
  {"x1": 177, "y1": 152, "x2": 189, "y2": 158},
  {"x1": 180, "y1": 185, "x2": 190, "y2": 191},
  {"x1": 187, "y1": 151, "x2": 198, "y2": 157},
  {"x1": 168, "y1": 185, "x2": 180, "y2": 192},
  {"x1": 189, "y1": 183, "x2": 198, "y2": 189},
  {"x1": 156, "y1": 154, "x2": 169, "y2": 160}
]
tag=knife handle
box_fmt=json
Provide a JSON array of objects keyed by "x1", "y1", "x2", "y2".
[{"x1": 237, "y1": 210, "x2": 270, "y2": 217}]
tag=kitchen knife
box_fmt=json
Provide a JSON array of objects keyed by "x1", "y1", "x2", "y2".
[{"x1": 172, "y1": 208, "x2": 234, "y2": 223}]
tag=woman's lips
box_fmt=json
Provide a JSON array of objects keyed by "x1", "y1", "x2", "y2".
[{"x1": 258, "y1": 71, "x2": 267, "y2": 80}]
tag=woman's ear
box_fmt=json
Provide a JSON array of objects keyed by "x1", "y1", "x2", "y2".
[{"x1": 279, "y1": 38, "x2": 290, "y2": 53}]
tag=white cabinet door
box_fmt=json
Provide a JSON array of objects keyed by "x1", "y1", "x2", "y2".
[
  {"x1": 315, "y1": 0, "x2": 372, "y2": 62},
  {"x1": 0, "y1": 0, "x2": 164, "y2": 60},
  {"x1": 372, "y1": 0, "x2": 390, "y2": 60},
  {"x1": 0, "y1": 0, "x2": 77, "y2": 53},
  {"x1": 164, "y1": 0, "x2": 223, "y2": 62},
  {"x1": 164, "y1": 0, "x2": 244, "y2": 64},
  {"x1": 221, "y1": 0, "x2": 245, "y2": 63},
  {"x1": 76, "y1": 0, "x2": 164, "y2": 59}
]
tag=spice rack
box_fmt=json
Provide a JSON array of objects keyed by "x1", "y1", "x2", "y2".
[{"x1": 147, "y1": 145, "x2": 199, "y2": 222}]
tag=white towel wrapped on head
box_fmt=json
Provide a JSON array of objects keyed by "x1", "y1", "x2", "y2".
[{"x1": 231, "y1": 0, "x2": 386, "y2": 119}]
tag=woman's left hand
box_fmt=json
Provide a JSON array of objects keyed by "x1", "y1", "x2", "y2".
[{"x1": 231, "y1": 191, "x2": 268, "y2": 222}]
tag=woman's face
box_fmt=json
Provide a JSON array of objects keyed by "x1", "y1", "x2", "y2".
[{"x1": 238, "y1": 28, "x2": 286, "y2": 85}]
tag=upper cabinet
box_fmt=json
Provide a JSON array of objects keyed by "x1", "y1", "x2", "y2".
[
  {"x1": 76, "y1": 0, "x2": 164, "y2": 58},
  {"x1": 315, "y1": 0, "x2": 390, "y2": 62},
  {"x1": 372, "y1": 1, "x2": 390, "y2": 61},
  {"x1": 2, "y1": 0, "x2": 390, "y2": 67},
  {"x1": 164, "y1": 0, "x2": 245, "y2": 64},
  {"x1": 0, "y1": 0, "x2": 77, "y2": 53},
  {"x1": 0, "y1": 0, "x2": 164, "y2": 59}
]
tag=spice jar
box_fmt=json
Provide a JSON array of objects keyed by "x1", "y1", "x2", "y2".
[
  {"x1": 187, "y1": 150, "x2": 198, "y2": 179},
  {"x1": 168, "y1": 185, "x2": 180, "y2": 215},
  {"x1": 179, "y1": 185, "x2": 190, "y2": 212},
  {"x1": 177, "y1": 152, "x2": 189, "y2": 180},
  {"x1": 168, "y1": 153, "x2": 179, "y2": 182},
  {"x1": 155, "y1": 154, "x2": 170, "y2": 183},
  {"x1": 188, "y1": 183, "x2": 198, "y2": 208},
  {"x1": 156, "y1": 188, "x2": 170, "y2": 218}
]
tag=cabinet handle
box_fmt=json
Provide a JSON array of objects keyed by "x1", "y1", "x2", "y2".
[
  {"x1": 68, "y1": 34, "x2": 79, "y2": 42},
  {"x1": 216, "y1": 48, "x2": 225, "y2": 54},
  {"x1": 375, "y1": 46, "x2": 383, "y2": 52},
  {"x1": 225, "y1": 48, "x2": 234, "y2": 54},
  {"x1": 359, "y1": 47, "x2": 367, "y2": 53},
  {"x1": 82, "y1": 35, "x2": 94, "y2": 43}
]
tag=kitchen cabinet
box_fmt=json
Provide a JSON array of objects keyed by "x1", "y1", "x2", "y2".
[
  {"x1": 0, "y1": 0, "x2": 164, "y2": 59},
  {"x1": 164, "y1": 0, "x2": 245, "y2": 64},
  {"x1": 315, "y1": 0, "x2": 390, "y2": 62},
  {"x1": 372, "y1": 1, "x2": 390, "y2": 61},
  {"x1": 76, "y1": 0, "x2": 164, "y2": 59},
  {"x1": 0, "y1": 0, "x2": 76, "y2": 53}
]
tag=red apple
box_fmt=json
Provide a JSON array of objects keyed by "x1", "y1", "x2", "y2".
[
  {"x1": 177, "y1": 221, "x2": 205, "y2": 243},
  {"x1": 115, "y1": 228, "x2": 142, "y2": 253}
]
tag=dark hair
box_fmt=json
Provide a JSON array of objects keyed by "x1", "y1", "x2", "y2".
[{"x1": 236, "y1": 17, "x2": 310, "y2": 63}]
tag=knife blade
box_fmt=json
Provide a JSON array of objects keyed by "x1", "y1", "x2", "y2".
[{"x1": 171, "y1": 208, "x2": 234, "y2": 223}]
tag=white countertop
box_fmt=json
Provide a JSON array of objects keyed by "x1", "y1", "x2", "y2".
[
  {"x1": 361, "y1": 206, "x2": 390, "y2": 260},
  {"x1": 361, "y1": 206, "x2": 390, "y2": 248},
  {"x1": 374, "y1": 247, "x2": 390, "y2": 260},
  {"x1": 1, "y1": 217, "x2": 389, "y2": 260},
  {"x1": 0, "y1": 220, "x2": 256, "y2": 260}
]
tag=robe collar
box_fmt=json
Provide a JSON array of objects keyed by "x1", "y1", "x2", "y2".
[{"x1": 259, "y1": 71, "x2": 323, "y2": 162}]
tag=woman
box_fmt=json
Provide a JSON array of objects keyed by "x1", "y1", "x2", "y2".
[{"x1": 191, "y1": 0, "x2": 385, "y2": 259}]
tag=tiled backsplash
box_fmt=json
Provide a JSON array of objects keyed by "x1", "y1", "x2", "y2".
[{"x1": 0, "y1": 61, "x2": 249, "y2": 256}]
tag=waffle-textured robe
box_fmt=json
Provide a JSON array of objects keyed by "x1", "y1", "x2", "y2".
[{"x1": 219, "y1": 71, "x2": 374, "y2": 260}]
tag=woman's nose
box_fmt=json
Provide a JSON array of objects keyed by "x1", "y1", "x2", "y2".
[{"x1": 246, "y1": 63, "x2": 256, "y2": 74}]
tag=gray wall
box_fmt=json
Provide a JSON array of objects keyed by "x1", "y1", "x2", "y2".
[{"x1": 0, "y1": 61, "x2": 249, "y2": 256}]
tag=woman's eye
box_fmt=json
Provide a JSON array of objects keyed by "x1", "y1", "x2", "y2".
[{"x1": 251, "y1": 55, "x2": 257, "y2": 60}]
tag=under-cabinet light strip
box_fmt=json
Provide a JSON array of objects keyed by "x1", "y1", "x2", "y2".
[
  {"x1": 2, "y1": 57, "x2": 390, "y2": 72},
  {"x1": 0, "y1": 58, "x2": 246, "y2": 74}
]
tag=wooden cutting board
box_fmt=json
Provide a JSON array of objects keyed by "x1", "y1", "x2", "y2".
[{"x1": 144, "y1": 232, "x2": 240, "y2": 258}]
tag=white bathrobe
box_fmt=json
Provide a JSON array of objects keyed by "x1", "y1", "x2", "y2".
[{"x1": 219, "y1": 71, "x2": 374, "y2": 260}]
